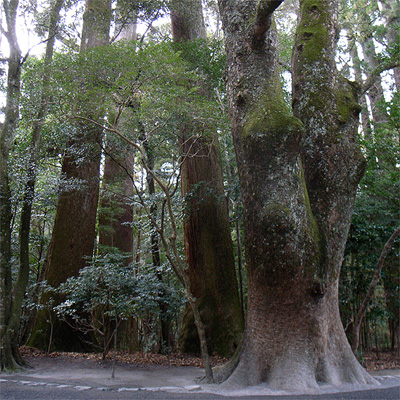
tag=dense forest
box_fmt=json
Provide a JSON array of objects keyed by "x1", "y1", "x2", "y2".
[{"x1": 0, "y1": 0, "x2": 399, "y2": 389}]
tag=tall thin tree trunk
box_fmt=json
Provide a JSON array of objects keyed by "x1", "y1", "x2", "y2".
[
  {"x1": 142, "y1": 137, "x2": 171, "y2": 353},
  {"x1": 1, "y1": 0, "x2": 25, "y2": 371}
]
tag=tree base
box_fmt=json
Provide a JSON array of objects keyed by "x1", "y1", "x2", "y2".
[{"x1": 0, "y1": 337, "x2": 29, "y2": 372}]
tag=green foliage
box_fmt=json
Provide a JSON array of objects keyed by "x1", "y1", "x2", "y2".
[
  {"x1": 340, "y1": 92, "x2": 400, "y2": 350},
  {"x1": 54, "y1": 252, "x2": 184, "y2": 352}
]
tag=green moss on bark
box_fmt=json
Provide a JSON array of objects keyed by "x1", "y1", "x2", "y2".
[
  {"x1": 244, "y1": 86, "x2": 303, "y2": 141},
  {"x1": 335, "y1": 77, "x2": 362, "y2": 124},
  {"x1": 295, "y1": 0, "x2": 330, "y2": 63}
]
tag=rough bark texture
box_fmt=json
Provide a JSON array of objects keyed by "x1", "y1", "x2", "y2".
[
  {"x1": 28, "y1": 0, "x2": 111, "y2": 352},
  {"x1": 170, "y1": 0, "x2": 244, "y2": 357},
  {"x1": 179, "y1": 134, "x2": 244, "y2": 357},
  {"x1": 170, "y1": 0, "x2": 206, "y2": 41},
  {"x1": 216, "y1": 0, "x2": 376, "y2": 389},
  {"x1": 99, "y1": 146, "x2": 134, "y2": 259}
]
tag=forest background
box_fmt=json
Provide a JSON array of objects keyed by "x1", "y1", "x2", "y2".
[{"x1": 0, "y1": 0, "x2": 399, "y2": 380}]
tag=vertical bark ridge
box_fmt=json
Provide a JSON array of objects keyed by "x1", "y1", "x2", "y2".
[{"x1": 171, "y1": 0, "x2": 244, "y2": 357}]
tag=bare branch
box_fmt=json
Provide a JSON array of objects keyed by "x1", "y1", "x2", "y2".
[{"x1": 361, "y1": 59, "x2": 400, "y2": 94}]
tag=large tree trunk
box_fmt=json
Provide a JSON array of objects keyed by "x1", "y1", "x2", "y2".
[
  {"x1": 170, "y1": 0, "x2": 244, "y2": 358},
  {"x1": 216, "y1": 0, "x2": 376, "y2": 389},
  {"x1": 28, "y1": 0, "x2": 111, "y2": 352}
]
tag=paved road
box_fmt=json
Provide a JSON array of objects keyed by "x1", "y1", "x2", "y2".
[
  {"x1": 1, "y1": 380, "x2": 399, "y2": 400},
  {"x1": 1, "y1": 356, "x2": 399, "y2": 399}
]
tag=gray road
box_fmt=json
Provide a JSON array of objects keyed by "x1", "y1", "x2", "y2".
[
  {"x1": 1, "y1": 356, "x2": 399, "y2": 400},
  {"x1": 1, "y1": 381, "x2": 399, "y2": 400}
]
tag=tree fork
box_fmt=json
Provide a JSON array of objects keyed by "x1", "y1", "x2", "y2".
[{"x1": 217, "y1": 0, "x2": 377, "y2": 389}]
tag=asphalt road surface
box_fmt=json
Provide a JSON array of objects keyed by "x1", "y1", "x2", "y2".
[
  {"x1": 1, "y1": 356, "x2": 399, "y2": 400},
  {"x1": 1, "y1": 380, "x2": 399, "y2": 400}
]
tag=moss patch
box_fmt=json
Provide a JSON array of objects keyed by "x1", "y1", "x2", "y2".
[
  {"x1": 244, "y1": 83, "x2": 303, "y2": 145},
  {"x1": 295, "y1": 0, "x2": 330, "y2": 63},
  {"x1": 335, "y1": 77, "x2": 362, "y2": 124}
]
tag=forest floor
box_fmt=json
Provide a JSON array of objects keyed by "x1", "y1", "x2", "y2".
[{"x1": 20, "y1": 346, "x2": 399, "y2": 371}]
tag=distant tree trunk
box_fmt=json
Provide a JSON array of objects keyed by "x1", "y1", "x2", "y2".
[
  {"x1": 383, "y1": 252, "x2": 400, "y2": 350},
  {"x1": 380, "y1": 0, "x2": 400, "y2": 90},
  {"x1": 215, "y1": 0, "x2": 376, "y2": 389},
  {"x1": 0, "y1": 0, "x2": 24, "y2": 371},
  {"x1": 350, "y1": 43, "x2": 372, "y2": 141},
  {"x1": 98, "y1": 146, "x2": 134, "y2": 259},
  {"x1": 361, "y1": 35, "x2": 388, "y2": 128},
  {"x1": 351, "y1": 226, "x2": 400, "y2": 351},
  {"x1": 28, "y1": 0, "x2": 112, "y2": 352},
  {"x1": 171, "y1": 0, "x2": 244, "y2": 357},
  {"x1": 142, "y1": 136, "x2": 172, "y2": 353},
  {"x1": 98, "y1": 16, "x2": 137, "y2": 351}
]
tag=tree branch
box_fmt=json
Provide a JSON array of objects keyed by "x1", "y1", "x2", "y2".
[
  {"x1": 253, "y1": 0, "x2": 283, "y2": 46},
  {"x1": 361, "y1": 59, "x2": 400, "y2": 94}
]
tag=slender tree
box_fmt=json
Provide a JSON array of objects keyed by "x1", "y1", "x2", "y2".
[
  {"x1": 170, "y1": 0, "x2": 244, "y2": 357},
  {"x1": 351, "y1": 226, "x2": 400, "y2": 351},
  {"x1": 28, "y1": 0, "x2": 112, "y2": 351},
  {"x1": 0, "y1": 0, "x2": 24, "y2": 370},
  {"x1": 214, "y1": 0, "x2": 376, "y2": 389}
]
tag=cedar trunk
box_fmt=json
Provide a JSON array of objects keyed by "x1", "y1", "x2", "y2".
[
  {"x1": 216, "y1": 0, "x2": 376, "y2": 389},
  {"x1": 179, "y1": 134, "x2": 244, "y2": 356},
  {"x1": 99, "y1": 147, "x2": 134, "y2": 258},
  {"x1": 170, "y1": 0, "x2": 244, "y2": 357},
  {"x1": 28, "y1": 0, "x2": 111, "y2": 352}
]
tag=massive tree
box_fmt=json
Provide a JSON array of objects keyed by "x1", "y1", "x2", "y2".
[
  {"x1": 216, "y1": 0, "x2": 376, "y2": 389},
  {"x1": 28, "y1": 0, "x2": 112, "y2": 351},
  {"x1": 170, "y1": 0, "x2": 244, "y2": 357}
]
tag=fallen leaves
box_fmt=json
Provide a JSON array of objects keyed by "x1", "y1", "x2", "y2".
[
  {"x1": 362, "y1": 350, "x2": 400, "y2": 371},
  {"x1": 19, "y1": 346, "x2": 228, "y2": 368}
]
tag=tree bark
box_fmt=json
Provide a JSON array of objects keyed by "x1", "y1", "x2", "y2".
[
  {"x1": 170, "y1": 0, "x2": 244, "y2": 358},
  {"x1": 28, "y1": 0, "x2": 112, "y2": 352},
  {"x1": 216, "y1": 0, "x2": 376, "y2": 389},
  {"x1": 98, "y1": 144, "x2": 134, "y2": 259}
]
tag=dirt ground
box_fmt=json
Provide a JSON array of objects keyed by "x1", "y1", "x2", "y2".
[{"x1": 20, "y1": 346, "x2": 399, "y2": 371}]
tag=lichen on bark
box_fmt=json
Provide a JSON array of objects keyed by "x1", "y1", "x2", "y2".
[{"x1": 216, "y1": 0, "x2": 376, "y2": 390}]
